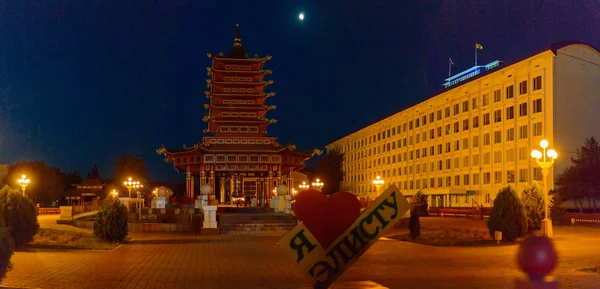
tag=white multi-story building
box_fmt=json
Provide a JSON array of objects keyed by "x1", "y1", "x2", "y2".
[{"x1": 326, "y1": 42, "x2": 600, "y2": 208}]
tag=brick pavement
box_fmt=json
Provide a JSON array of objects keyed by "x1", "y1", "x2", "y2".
[{"x1": 2, "y1": 220, "x2": 600, "y2": 288}]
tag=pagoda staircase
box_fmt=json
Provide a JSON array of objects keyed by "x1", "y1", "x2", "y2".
[{"x1": 218, "y1": 212, "x2": 297, "y2": 235}]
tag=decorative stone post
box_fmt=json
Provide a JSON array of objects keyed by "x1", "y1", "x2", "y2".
[
  {"x1": 197, "y1": 183, "x2": 211, "y2": 209},
  {"x1": 272, "y1": 184, "x2": 289, "y2": 213},
  {"x1": 515, "y1": 236, "x2": 558, "y2": 289}
]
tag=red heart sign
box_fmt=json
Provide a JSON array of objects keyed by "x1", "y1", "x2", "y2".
[{"x1": 293, "y1": 189, "x2": 361, "y2": 249}]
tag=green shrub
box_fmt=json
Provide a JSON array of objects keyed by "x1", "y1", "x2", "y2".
[
  {"x1": 412, "y1": 190, "x2": 429, "y2": 216},
  {"x1": 93, "y1": 198, "x2": 128, "y2": 242},
  {"x1": 0, "y1": 185, "x2": 39, "y2": 248},
  {"x1": 408, "y1": 206, "x2": 421, "y2": 240},
  {"x1": 522, "y1": 182, "x2": 544, "y2": 233},
  {"x1": 487, "y1": 186, "x2": 527, "y2": 241},
  {"x1": 0, "y1": 218, "x2": 14, "y2": 281}
]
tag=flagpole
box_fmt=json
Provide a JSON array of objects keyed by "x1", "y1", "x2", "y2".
[
  {"x1": 448, "y1": 61, "x2": 451, "y2": 78},
  {"x1": 475, "y1": 46, "x2": 478, "y2": 66}
]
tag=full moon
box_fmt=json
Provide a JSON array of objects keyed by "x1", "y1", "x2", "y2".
[{"x1": 298, "y1": 13, "x2": 305, "y2": 20}]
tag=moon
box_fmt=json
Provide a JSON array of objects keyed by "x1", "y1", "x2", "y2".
[{"x1": 298, "y1": 13, "x2": 305, "y2": 21}]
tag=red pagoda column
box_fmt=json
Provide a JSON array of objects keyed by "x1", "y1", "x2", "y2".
[
  {"x1": 185, "y1": 166, "x2": 194, "y2": 199},
  {"x1": 209, "y1": 169, "x2": 216, "y2": 196},
  {"x1": 289, "y1": 169, "x2": 295, "y2": 196},
  {"x1": 200, "y1": 170, "x2": 207, "y2": 185},
  {"x1": 267, "y1": 171, "x2": 274, "y2": 201}
]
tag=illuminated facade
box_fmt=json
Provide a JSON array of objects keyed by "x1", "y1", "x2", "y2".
[{"x1": 326, "y1": 42, "x2": 600, "y2": 207}]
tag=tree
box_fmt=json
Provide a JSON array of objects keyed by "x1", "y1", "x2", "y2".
[
  {"x1": 0, "y1": 219, "x2": 13, "y2": 281},
  {"x1": 64, "y1": 169, "x2": 82, "y2": 190},
  {"x1": 93, "y1": 198, "x2": 128, "y2": 242},
  {"x1": 411, "y1": 190, "x2": 429, "y2": 216},
  {"x1": 487, "y1": 186, "x2": 527, "y2": 242},
  {"x1": 556, "y1": 137, "x2": 600, "y2": 212},
  {"x1": 314, "y1": 149, "x2": 344, "y2": 195},
  {"x1": 87, "y1": 164, "x2": 100, "y2": 179},
  {"x1": 522, "y1": 182, "x2": 544, "y2": 233},
  {"x1": 0, "y1": 185, "x2": 39, "y2": 248},
  {"x1": 113, "y1": 155, "x2": 148, "y2": 182},
  {"x1": 3, "y1": 161, "x2": 65, "y2": 206}
]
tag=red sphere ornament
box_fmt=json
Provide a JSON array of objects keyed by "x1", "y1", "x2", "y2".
[{"x1": 517, "y1": 236, "x2": 558, "y2": 281}]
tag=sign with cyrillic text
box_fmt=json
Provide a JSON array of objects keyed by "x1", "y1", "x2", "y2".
[{"x1": 279, "y1": 185, "x2": 409, "y2": 288}]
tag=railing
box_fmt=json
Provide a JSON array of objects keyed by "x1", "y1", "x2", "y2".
[
  {"x1": 38, "y1": 208, "x2": 61, "y2": 214},
  {"x1": 429, "y1": 206, "x2": 492, "y2": 219},
  {"x1": 566, "y1": 212, "x2": 600, "y2": 225}
]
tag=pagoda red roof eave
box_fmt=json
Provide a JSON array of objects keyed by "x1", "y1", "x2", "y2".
[
  {"x1": 212, "y1": 81, "x2": 268, "y2": 86},
  {"x1": 208, "y1": 119, "x2": 270, "y2": 123},
  {"x1": 212, "y1": 69, "x2": 268, "y2": 74},
  {"x1": 210, "y1": 56, "x2": 269, "y2": 62},
  {"x1": 209, "y1": 105, "x2": 267, "y2": 110}
]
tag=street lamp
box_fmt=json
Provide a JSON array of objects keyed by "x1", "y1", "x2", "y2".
[
  {"x1": 17, "y1": 174, "x2": 30, "y2": 197},
  {"x1": 298, "y1": 181, "x2": 310, "y2": 190},
  {"x1": 111, "y1": 190, "x2": 119, "y2": 198},
  {"x1": 311, "y1": 179, "x2": 324, "y2": 190},
  {"x1": 531, "y1": 139, "x2": 558, "y2": 238},
  {"x1": 372, "y1": 175, "x2": 385, "y2": 195},
  {"x1": 123, "y1": 177, "x2": 143, "y2": 217}
]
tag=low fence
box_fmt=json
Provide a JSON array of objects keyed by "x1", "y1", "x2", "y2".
[
  {"x1": 429, "y1": 207, "x2": 492, "y2": 219},
  {"x1": 567, "y1": 212, "x2": 600, "y2": 225},
  {"x1": 38, "y1": 208, "x2": 61, "y2": 214}
]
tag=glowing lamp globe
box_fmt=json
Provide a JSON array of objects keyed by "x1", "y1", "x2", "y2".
[
  {"x1": 531, "y1": 150, "x2": 542, "y2": 159},
  {"x1": 547, "y1": 149, "x2": 558, "y2": 159},
  {"x1": 201, "y1": 184, "x2": 213, "y2": 195},
  {"x1": 298, "y1": 13, "x2": 305, "y2": 20},
  {"x1": 540, "y1": 139, "x2": 549, "y2": 149},
  {"x1": 277, "y1": 184, "x2": 289, "y2": 196},
  {"x1": 517, "y1": 236, "x2": 558, "y2": 281}
]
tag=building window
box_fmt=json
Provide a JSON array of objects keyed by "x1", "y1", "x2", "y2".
[
  {"x1": 453, "y1": 104, "x2": 460, "y2": 115},
  {"x1": 472, "y1": 98, "x2": 479, "y2": 109},
  {"x1": 506, "y1": 85, "x2": 514, "y2": 99},
  {"x1": 494, "y1": 109, "x2": 502, "y2": 123},
  {"x1": 533, "y1": 168, "x2": 543, "y2": 181},
  {"x1": 533, "y1": 122, "x2": 542, "y2": 137},
  {"x1": 506, "y1": 149, "x2": 515, "y2": 162},
  {"x1": 473, "y1": 136, "x2": 480, "y2": 148},
  {"x1": 533, "y1": 99, "x2": 542, "y2": 113},
  {"x1": 462, "y1": 100, "x2": 469, "y2": 112},
  {"x1": 494, "y1": 151, "x2": 502, "y2": 163},
  {"x1": 437, "y1": 110, "x2": 442, "y2": 120},
  {"x1": 483, "y1": 152, "x2": 490, "y2": 164},
  {"x1": 445, "y1": 107, "x2": 450, "y2": 118},
  {"x1": 494, "y1": 89, "x2": 502, "y2": 102},
  {"x1": 455, "y1": 175, "x2": 461, "y2": 186},
  {"x1": 519, "y1": 80, "x2": 528, "y2": 95},
  {"x1": 482, "y1": 94, "x2": 490, "y2": 106},
  {"x1": 533, "y1": 76, "x2": 542, "y2": 91},
  {"x1": 507, "y1": 170, "x2": 515, "y2": 183},
  {"x1": 484, "y1": 133, "x2": 491, "y2": 146},
  {"x1": 483, "y1": 113, "x2": 490, "y2": 125},
  {"x1": 507, "y1": 128, "x2": 515, "y2": 141},
  {"x1": 463, "y1": 155, "x2": 470, "y2": 167},
  {"x1": 518, "y1": 146, "x2": 528, "y2": 161},
  {"x1": 519, "y1": 102, "x2": 528, "y2": 117},
  {"x1": 473, "y1": 173, "x2": 480, "y2": 185},
  {"x1": 463, "y1": 138, "x2": 469, "y2": 149},
  {"x1": 506, "y1": 106, "x2": 515, "y2": 120},
  {"x1": 483, "y1": 172, "x2": 491, "y2": 184},
  {"x1": 473, "y1": 116, "x2": 479, "y2": 128},
  {"x1": 519, "y1": 125, "x2": 528, "y2": 139},
  {"x1": 519, "y1": 169, "x2": 529, "y2": 182},
  {"x1": 494, "y1": 131, "x2": 502, "y2": 144},
  {"x1": 473, "y1": 154, "x2": 480, "y2": 166},
  {"x1": 445, "y1": 124, "x2": 451, "y2": 135},
  {"x1": 454, "y1": 140, "x2": 460, "y2": 151},
  {"x1": 494, "y1": 171, "x2": 502, "y2": 184}
]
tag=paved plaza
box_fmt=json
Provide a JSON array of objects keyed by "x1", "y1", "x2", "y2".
[{"x1": 2, "y1": 217, "x2": 600, "y2": 289}]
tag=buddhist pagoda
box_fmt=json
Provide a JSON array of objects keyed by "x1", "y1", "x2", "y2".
[
  {"x1": 65, "y1": 178, "x2": 105, "y2": 205},
  {"x1": 156, "y1": 24, "x2": 320, "y2": 207}
]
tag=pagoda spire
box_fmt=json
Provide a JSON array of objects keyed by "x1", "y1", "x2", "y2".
[{"x1": 228, "y1": 24, "x2": 248, "y2": 59}]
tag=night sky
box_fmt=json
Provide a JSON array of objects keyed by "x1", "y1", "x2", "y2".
[{"x1": 1, "y1": 1, "x2": 599, "y2": 182}]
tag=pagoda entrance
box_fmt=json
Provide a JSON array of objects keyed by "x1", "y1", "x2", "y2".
[{"x1": 214, "y1": 172, "x2": 272, "y2": 207}]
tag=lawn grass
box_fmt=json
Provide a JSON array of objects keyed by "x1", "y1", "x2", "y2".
[
  {"x1": 389, "y1": 228, "x2": 518, "y2": 247},
  {"x1": 26, "y1": 228, "x2": 124, "y2": 251}
]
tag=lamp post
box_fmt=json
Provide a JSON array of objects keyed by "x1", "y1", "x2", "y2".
[
  {"x1": 372, "y1": 175, "x2": 385, "y2": 196},
  {"x1": 298, "y1": 181, "x2": 310, "y2": 190},
  {"x1": 17, "y1": 174, "x2": 30, "y2": 197},
  {"x1": 311, "y1": 178, "x2": 324, "y2": 191},
  {"x1": 531, "y1": 139, "x2": 558, "y2": 238},
  {"x1": 111, "y1": 190, "x2": 119, "y2": 198},
  {"x1": 123, "y1": 177, "x2": 143, "y2": 217}
]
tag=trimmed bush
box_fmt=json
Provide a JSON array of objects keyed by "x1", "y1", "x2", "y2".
[
  {"x1": 408, "y1": 206, "x2": 421, "y2": 240},
  {"x1": 487, "y1": 186, "x2": 527, "y2": 241},
  {"x1": 522, "y1": 182, "x2": 544, "y2": 233},
  {"x1": 412, "y1": 191, "x2": 429, "y2": 216},
  {"x1": 93, "y1": 198, "x2": 128, "y2": 242},
  {"x1": 0, "y1": 185, "x2": 39, "y2": 248},
  {"x1": 0, "y1": 218, "x2": 14, "y2": 281}
]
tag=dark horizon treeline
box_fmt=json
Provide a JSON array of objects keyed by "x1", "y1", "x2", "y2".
[{"x1": 1, "y1": 155, "x2": 183, "y2": 206}]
